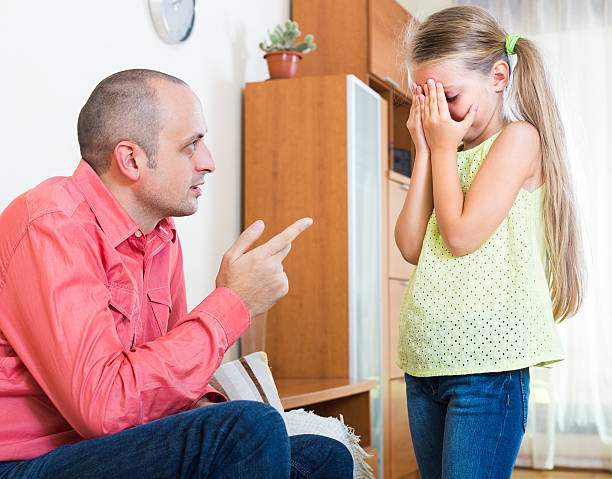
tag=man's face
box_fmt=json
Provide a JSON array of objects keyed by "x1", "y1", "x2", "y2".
[{"x1": 136, "y1": 82, "x2": 215, "y2": 221}]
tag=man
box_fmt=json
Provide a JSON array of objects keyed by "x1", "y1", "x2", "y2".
[{"x1": 0, "y1": 70, "x2": 352, "y2": 478}]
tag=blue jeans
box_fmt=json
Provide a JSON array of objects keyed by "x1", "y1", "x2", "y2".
[
  {"x1": 404, "y1": 368, "x2": 530, "y2": 479},
  {"x1": 0, "y1": 401, "x2": 352, "y2": 478}
]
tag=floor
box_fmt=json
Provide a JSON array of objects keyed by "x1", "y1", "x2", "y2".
[{"x1": 512, "y1": 469, "x2": 612, "y2": 478}]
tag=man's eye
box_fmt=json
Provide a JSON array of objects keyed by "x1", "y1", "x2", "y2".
[
  {"x1": 185, "y1": 141, "x2": 197, "y2": 154},
  {"x1": 446, "y1": 95, "x2": 458, "y2": 103}
]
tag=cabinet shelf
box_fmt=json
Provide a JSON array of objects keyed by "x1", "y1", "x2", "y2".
[
  {"x1": 277, "y1": 378, "x2": 378, "y2": 410},
  {"x1": 278, "y1": 376, "x2": 378, "y2": 473},
  {"x1": 388, "y1": 170, "x2": 410, "y2": 185}
]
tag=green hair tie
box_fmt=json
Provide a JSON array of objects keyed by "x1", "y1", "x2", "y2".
[{"x1": 505, "y1": 33, "x2": 521, "y2": 55}]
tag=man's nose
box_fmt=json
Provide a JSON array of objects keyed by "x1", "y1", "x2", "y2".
[{"x1": 196, "y1": 144, "x2": 216, "y2": 173}]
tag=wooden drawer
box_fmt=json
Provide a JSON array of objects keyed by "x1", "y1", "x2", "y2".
[
  {"x1": 369, "y1": 0, "x2": 414, "y2": 89},
  {"x1": 390, "y1": 378, "x2": 420, "y2": 478},
  {"x1": 388, "y1": 279, "x2": 409, "y2": 379},
  {"x1": 388, "y1": 179, "x2": 416, "y2": 280}
]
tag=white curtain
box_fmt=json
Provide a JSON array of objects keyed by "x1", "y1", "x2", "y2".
[{"x1": 454, "y1": 0, "x2": 612, "y2": 470}]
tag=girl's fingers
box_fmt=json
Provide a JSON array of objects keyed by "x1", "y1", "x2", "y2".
[
  {"x1": 427, "y1": 79, "x2": 437, "y2": 116},
  {"x1": 422, "y1": 83, "x2": 430, "y2": 120},
  {"x1": 417, "y1": 86, "x2": 425, "y2": 123},
  {"x1": 436, "y1": 82, "x2": 449, "y2": 117},
  {"x1": 419, "y1": 95, "x2": 425, "y2": 121}
]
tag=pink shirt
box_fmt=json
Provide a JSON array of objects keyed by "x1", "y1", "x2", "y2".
[{"x1": 0, "y1": 161, "x2": 250, "y2": 461}]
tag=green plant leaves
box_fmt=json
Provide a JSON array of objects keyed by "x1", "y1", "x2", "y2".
[{"x1": 258, "y1": 20, "x2": 315, "y2": 54}]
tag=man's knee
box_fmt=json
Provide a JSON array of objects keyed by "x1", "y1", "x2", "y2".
[
  {"x1": 290, "y1": 434, "x2": 354, "y2": 478},
  {"x1": 203, "y1": 400, "x2": 287, "y2": 440},
  {"x1": 318, "y1": 436, "x2": 353, "y2": 475},
  {"x1": 240, "y1": 401, "x2": 286, "y2": 434}
]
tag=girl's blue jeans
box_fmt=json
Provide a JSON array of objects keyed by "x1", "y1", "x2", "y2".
[
  {"x1": 404, "y1": 368, "x2": 530, "y2": 479},
  {"x1": 0, "y1": 400, "x2": 352, "y2": 478}
]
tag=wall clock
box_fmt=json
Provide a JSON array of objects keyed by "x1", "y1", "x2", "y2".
[{"x1": 148, "y1": 0, "x2": 196, "y2": 44}]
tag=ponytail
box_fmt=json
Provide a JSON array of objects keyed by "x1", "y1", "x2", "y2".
[{"x1": 508, "y1": 38, "x2": 585, "y2": 321}]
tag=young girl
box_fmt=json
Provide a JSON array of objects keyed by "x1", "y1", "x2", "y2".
[{"x1": 394, "y1": 6, "x2": 584, "y2": 478}]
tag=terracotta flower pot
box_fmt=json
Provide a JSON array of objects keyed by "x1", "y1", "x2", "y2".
[{"x1": 264, "y1": 51, "x2": 303, "y2": 79}]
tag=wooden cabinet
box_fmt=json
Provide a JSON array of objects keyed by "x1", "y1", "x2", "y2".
[
  {"x1": 370, "y1": 0, "x2": 414, "y2": 89},
  {"x1": 277, "y1": 377, "x2": 379, "y2": 475},
  {"x1": 278, "y1": 378, "x2": 377, "y2": 439},
  {"x1": 244, "y1": 74, "x2": 383, "y2": 378},
  {"x1": 384, "y1": 173, "x2": 419, "y2": 478},
  {"x1": 388, "y1": 180, "x2": 415, "y2": 280},
  {"x1": 244, "y1": 74, "x2": 386, "y2": 471},
  {"x1": 388, "y1": 279, "x2": 409, "y2": 379},
  {"x1": 292, "y1": 0, "x2": 414, "y2": 89},
  {"x1": 292, "y1": 0, "x2": 369, "y2": 82},
  {"x1": 390, "y1": 378, "x2": 419, "y2": 478}
]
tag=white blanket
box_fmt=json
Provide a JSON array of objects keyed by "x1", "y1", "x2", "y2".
[{"x1": 212, "y1": 352, "x2": 374, "y2": 479}]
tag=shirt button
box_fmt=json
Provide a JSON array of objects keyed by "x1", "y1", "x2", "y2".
[{"x1": 134, "y1": 230, "x2": 142, "y2": 238}]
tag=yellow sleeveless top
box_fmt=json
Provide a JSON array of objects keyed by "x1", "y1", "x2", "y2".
[{"x1": 396, "y1": 131, "x2": 563, "y2": 377}]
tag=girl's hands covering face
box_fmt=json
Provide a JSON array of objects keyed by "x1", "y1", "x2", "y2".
[
  {"x1": 421, "y1": 78, "x2": 478, "y2": 152},
  {"x1": 406, "y1": 83, "x2": 429, "y2": 156}
]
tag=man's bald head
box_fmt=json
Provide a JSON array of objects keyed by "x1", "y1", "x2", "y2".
[{"x1": 77, "y1": 69, "x2": 188, "y2": 175}]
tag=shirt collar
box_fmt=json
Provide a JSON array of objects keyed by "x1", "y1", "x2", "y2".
[
  {"x1": 71, "y1": 160, "x2": 177, "y2": 248},
  {"x1": 155, "y1": 217, "x2": 177, "y2": 243}
]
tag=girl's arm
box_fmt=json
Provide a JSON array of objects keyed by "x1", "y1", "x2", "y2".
[
  {"x1": 394, "y1": 85, "x2": 434, "y2": 265},
  {"x1": 423, "y1": 80, "x2": 541, "y2": 257}
]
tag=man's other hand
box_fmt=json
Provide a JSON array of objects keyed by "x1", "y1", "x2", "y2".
[{"x1": 215, "y1": 218, "x2": 313, "y2": 317}]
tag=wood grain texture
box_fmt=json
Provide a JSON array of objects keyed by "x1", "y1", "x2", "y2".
[
  {"x1": 292, "y1": 0, "x2": 369, "y2": 82},
  {"x1": 388, "y1": 179, "x2": 416, "y2": 280},
  {"x1": 286, "y1": 390, "x2": 373, "y2": 448},
  {"x1": 369, "y1": 0, "x2": 414, "y2": 91},
  {"x1": 244, "y1": 75, "x2": 350, "y2": 378},
  {"x1": 369, "y1": 76, "x2": 395, "y2": 172},
  {"x1": 379, "y1": 96, "x2": 393, "y2": 477},
  {"x1": 277, "y1": 378, "x2": 377, "y2": 409},
  {"x1": 393, "y1": 99, "x2": 413, "y2": 151},
  {"x1": 388, "y1": 279, "x2": 410, "y2": 379},
  {"x1": 388, "y1": 170, "x2": 411, "y2": 184},
  {"x1": 390, "y1": 377, "x2": 419, "y2": 477},
  {"x1": 370, "y1": 76, "x2": 415, "y2": 177}
]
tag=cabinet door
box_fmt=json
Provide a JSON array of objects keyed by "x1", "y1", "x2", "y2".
[
  {"x1": 388, "y1": 180, "x2": 416, "y2": 280},
  {"x1": 391, "y1": 378, "x2": 420, "y2": 478},
  {"x1": 347, "y1": 74, "x2": 383, "y2": 464},
  {"x1": 369, "y1": 0, "x2": 413, "y2": 89},
  {"x1": 388, "y1": 279, "x2": 409, "y2": 379}
]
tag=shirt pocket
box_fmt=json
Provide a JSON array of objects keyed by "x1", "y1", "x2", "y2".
[
  {"x1": 109, "y1": 286, "x2": 137, "y2": 350},
  {"x1": 147, "y1": 286, "x2": 172, "y2": 336}
]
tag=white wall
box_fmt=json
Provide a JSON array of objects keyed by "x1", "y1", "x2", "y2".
[
  {"x1": 0, "y1": 0, "x2": 289, "y2": 359},
  {"x1": 397, "y1": 0, "x2": 453, "y2": 20}
]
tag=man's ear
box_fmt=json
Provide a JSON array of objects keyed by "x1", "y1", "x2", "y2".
[
  {"x1": 113, "y1": 141, "x2": 147, "y2": 181},
  {"x1": 491, "y1": 60, "x2": 510, "y2": 93}
]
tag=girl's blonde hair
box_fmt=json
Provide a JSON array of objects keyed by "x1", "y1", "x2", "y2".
[{"x1": 406, "y1": 6, "x2": 584, "y2": 321}]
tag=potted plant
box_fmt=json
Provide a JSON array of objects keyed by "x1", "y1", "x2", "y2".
[{"x1": 259, "y1": 20, "x2": 316, "y2": 80}]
